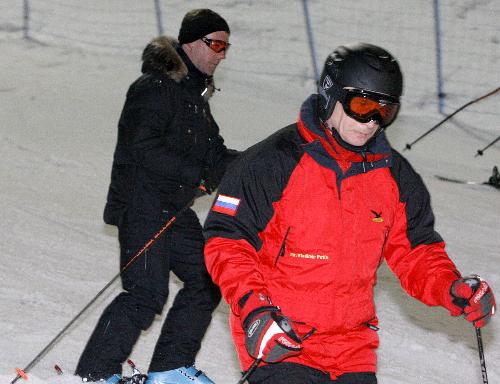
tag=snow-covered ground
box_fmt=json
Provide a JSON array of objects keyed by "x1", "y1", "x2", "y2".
[{"x1": 1, "y1": 1, "x2": 499, "y2": 383}]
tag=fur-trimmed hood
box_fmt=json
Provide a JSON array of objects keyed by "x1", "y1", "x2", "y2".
[
  {"x1": 141, "y1": 36, "x2": 188, "y2": 83},
  {"x1": 141, "y1": 36, "x2": 215, "y2": 99}
]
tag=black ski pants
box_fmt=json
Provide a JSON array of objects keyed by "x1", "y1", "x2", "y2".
[
  {"x1": 248, "y1": 363, "x2": 377, "y2": 384},
  {"x1": 75, "y1": 208, "x2": 221, "y2": 380}
]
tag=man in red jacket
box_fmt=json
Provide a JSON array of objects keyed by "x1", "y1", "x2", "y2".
[{"x1": 203, "y1": 43, "x2": 496, "y2": 384}]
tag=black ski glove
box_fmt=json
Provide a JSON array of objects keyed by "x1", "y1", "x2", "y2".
[{"x1": 238, "y1": 291, "x2": 303, "y2": 363}]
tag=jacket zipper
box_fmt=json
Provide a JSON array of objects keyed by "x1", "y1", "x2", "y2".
[
  {"x1": 274, "y1": 226, "x2": 291, "y2": 266},
  {"x1": 365, "y1": 319, "x2": 380, "y2": 331}
]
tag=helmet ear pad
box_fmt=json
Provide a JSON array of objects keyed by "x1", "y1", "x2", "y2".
[
  {"x1": 318, "y1": 79, "x2": 350, "y2": 123},
  {"x1": 318, "y1": 53, "x2": 345, "y2": 122},
  {"x1": 317, "y1": 78, "x2": 338, "y2": 122}
]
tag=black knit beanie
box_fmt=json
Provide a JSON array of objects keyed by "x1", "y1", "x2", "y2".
[{"x1": 178, "y1": 9, "x2": 230, "y2": 45}]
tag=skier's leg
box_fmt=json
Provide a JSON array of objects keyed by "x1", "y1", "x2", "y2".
[
  {"x1": 334, "y1": 372, "x2": 377, "y2": 384},
  {"x1": 247, "y1": 363, "x2": 377, "y2": 384},
  {"x1": 75, "y1": 292, "x2": 150, "y2": 380},
  {"x1": 76, "y1": 215, "x2": 171, "y2": 381},
  {"x1": 247, "y1": 362, "x2": 331, "y2": 384},
  {"x1": 148, "y1": 213, "x2": 221, "y2": 372}
]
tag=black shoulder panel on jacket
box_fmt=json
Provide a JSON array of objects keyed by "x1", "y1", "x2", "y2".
[
  {"x1": 204, "y1": 124, "x2": 304, "y2": 250},
  {"x1": 243, "y1": 123, "x2": 304, "y2": 166},
  {"x1": 390, "y1": 150, "x2": 443, "y2": 248}
]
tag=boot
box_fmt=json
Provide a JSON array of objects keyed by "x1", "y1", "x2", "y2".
[
  {"x1": 488, "y1": 166, "x2": 499, "y2": 188},
  {"x1": 145, "y1": 365, "x2": 215, "y2": 384}
]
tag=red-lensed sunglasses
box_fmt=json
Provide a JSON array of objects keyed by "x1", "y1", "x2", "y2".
[
  {"x1": 341, "y1": 88, "x2": 400, "y2": 128},
  {"x1": 201, "y1": 37, "x2": 231, "y2": 53}
]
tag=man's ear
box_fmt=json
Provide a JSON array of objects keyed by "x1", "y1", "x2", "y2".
[{"x1": 182, "y1": 41, "x2": 195, "y2": 54}]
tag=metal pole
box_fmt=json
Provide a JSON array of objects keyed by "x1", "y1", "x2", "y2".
[
  {"x1": 433, "y1": 0, "x2": 445, "y2": 114},
  {"x1": 301, "y1": 0, "x2": 320, "y2": 82},
  {"x1": 475, "y1": 135, "x2": 500, "y2": 157},
  {"x1": 475, "y1": 328, "x2": 488, "y2": 384},
  {"x1": 404, "y1": 86, "x2": 500, "y2": 151},
  {"x1": 154, "y1": 0, "x2": 164, "y2": 36},
  {"x1": 23, "y1": 0, "x2": 30, "y2": 40},
  {"x1": 237, "y1": 358, "x2": 261, "y2": 384}
]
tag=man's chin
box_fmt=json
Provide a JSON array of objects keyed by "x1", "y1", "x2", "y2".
[
  {"x1": 353, "y1": 132, "x2": 377, "y2": 145},
  {"x1": 346, "y1": 136, "x2": 370, "y2": 147}
]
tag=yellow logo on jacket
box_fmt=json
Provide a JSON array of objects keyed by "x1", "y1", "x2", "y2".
[{"x1": 371, "y1": 210, "x2": 384, "y2": 223}]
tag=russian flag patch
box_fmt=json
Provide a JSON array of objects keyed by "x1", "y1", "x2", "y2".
[{"x1": 212, "y1": 194, "x2": 241, "y2": 216}]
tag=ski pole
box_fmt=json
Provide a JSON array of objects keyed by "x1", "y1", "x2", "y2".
[
  {"x1": 475, "y1": 135, "x2": 500, "y2": 157},
  {"x1": 235, "y1": 324, "x2": 316, "y2": 384},
  {"x1": 10, "y1": 188, "x2": 206, "y2": 384},
  {"x1": 237, "y1": 358, "x2": 261, "y2": 384},
  {"x1": 475, "y1": 327, "x2": 488, "y2": 384},
  {"x1": 403, "y1": 86, "x2": 500, "y2": 151}
]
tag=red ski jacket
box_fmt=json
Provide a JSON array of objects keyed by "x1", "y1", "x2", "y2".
[{"x1": 204, "y1": 95, "x2": 461, "y2": 379}]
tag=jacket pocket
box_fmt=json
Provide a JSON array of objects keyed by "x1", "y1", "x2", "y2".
[{"x1": 103, "y1": 163, "x2": 136, "y2": 226}]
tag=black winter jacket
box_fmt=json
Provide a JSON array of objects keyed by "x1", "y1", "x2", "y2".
[{"x1": 104, "y1": 36, "x2": 238, "y2": 225}]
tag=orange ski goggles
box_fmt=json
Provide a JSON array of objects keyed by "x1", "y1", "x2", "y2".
[
  {"x1": 342, "y1": 88, "x2": 400, "y2": 128},
  {"x1": 201, "y1": 37, "x2": 231, "y2": 53}
]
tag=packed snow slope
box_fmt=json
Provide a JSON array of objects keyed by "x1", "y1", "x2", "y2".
[{"x1": 1, "y1": 1, "x2": 499, "y2": 383}]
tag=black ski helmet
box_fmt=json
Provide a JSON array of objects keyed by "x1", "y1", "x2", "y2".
[{"x1": 318, "y1": 42, "x2": 403, "y2": 122}]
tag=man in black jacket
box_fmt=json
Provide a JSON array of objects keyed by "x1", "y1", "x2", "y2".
[{"x1": 75, "y1": 9, "x2": 238, "y2": 384}]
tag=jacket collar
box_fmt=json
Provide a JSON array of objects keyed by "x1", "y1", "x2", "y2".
[
  {"x1": 140, "y1": 36, "x2": 215, "y2": 98},
  {"x1": 297, "y1": 94, "x2": 392, "y2": 165}
]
